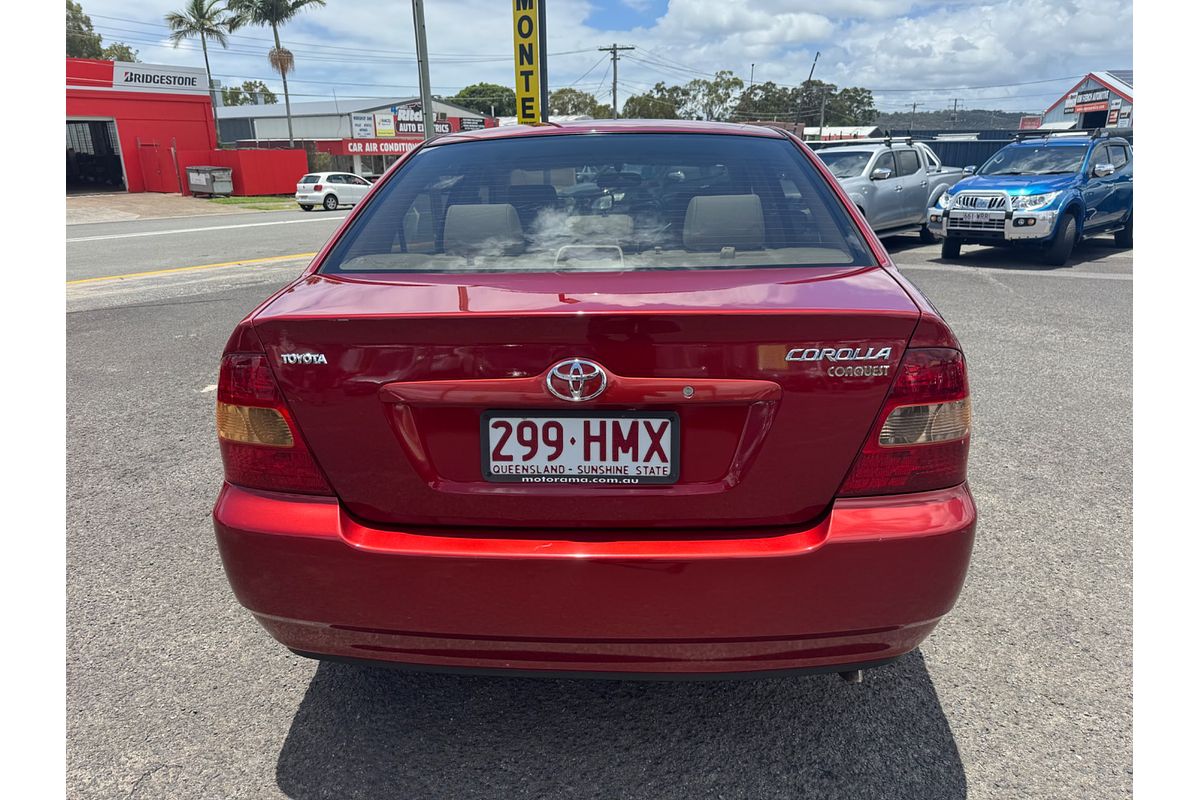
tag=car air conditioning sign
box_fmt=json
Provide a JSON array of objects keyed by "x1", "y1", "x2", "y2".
[
  {"x1": 113, "y1": 61, "x2": 206, "y2": 95},
  {"x1": 334, "y1": 139, "x2": 421, "y2": 155}
]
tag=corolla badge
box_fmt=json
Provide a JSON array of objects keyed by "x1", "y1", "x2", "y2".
[
  {"x1": 546, "y1": 358, "x2": 607, "y2": 402},
  {"x1": 786, "y1": 345, "x2": 893, "y2": 378},
  {"x1": 280, "y1": 352, "x2": 328, "y2": 365},
  {"x1": 785, "y1": 346, "x2": 892, "y2": 363}
]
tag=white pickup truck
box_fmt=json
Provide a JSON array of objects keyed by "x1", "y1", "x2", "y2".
[{"x1": 813, "y1": 140, "x2": 967, "y2": 242}]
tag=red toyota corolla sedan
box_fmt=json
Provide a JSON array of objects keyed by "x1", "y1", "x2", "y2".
[{"x1": 213, "y1": 120, "x2": 975, "y2": 680}]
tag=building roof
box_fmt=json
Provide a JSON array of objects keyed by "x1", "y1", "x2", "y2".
[
  {"x1": 215, "y1": 96, "x2": 489, "y2": 119},
  {"x1": 1100, "y1": 70, "x2": 1133, "y2": 90},
  {"x1": 806, "y1": 126, "x2": 883, "y2": 140}
]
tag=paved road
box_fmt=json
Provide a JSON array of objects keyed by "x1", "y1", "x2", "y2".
[
  {"x1": 66, "y1": 223, "x2": 1131, "y2": 799},
  {"x1": 65, "y1": 208, "x2": 349, "y2": 282}
]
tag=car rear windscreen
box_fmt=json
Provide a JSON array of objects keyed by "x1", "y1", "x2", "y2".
[
  {"x1": 299, "y1": 175, "x2": 320, "y2": 184},
  {"x1": 318, "y1": 133, "x2": 876, "y2": 274}
]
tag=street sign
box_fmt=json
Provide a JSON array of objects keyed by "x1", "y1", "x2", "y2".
[{"x1": 512, "y1": 0, "x2": 547, "y2": 123}]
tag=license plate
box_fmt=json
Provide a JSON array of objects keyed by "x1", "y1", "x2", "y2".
[
  {"x1": 482, "y1": 411, "x2": 679, "y2": 485},
  {"x1": 961, "y1": 211, "x2": 996, "y2": 223}
]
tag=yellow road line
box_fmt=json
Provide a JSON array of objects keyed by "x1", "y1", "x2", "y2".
[{"x1": 66, "y1": 252, "x2": 317, "y2": 286}]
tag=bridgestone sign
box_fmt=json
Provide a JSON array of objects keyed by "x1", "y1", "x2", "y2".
[
  {"x1": 123, "y1": 73, "x2": 197, "y2": 87},
  {"x1": 112, "y1": 62, "x2": 207, "y2": 95}
]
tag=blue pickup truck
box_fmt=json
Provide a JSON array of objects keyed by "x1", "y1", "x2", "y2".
[{"x1": 927, "y1": 131, "x2": 1132, "y2": 265}]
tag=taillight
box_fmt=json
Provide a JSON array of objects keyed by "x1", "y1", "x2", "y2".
[
  {"x1": 837, "y1": 348, "x2": 971, "y2": 496},
  {"x1": 313, "y1": 184, "x2": 323, "y2": 191},
  {"x1": 216, "y1": 353, "x2": 332, "y2": 495}
]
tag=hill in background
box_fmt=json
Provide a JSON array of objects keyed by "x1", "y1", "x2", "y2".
[{"x1": 874, "y1": 108, "x2": 1031, "y2": 130}]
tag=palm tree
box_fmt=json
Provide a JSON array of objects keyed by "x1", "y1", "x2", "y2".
[
  {"x1": 165, "y1": 0, "x2": 241, "y2": 146},
  {"x1": 227, "y1": 0, "x2": 327, "y2": 147}
]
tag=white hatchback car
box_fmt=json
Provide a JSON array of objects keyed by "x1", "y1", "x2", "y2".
[{"x1": 295, "y1": 172, "x2": 373, "y2": 211}]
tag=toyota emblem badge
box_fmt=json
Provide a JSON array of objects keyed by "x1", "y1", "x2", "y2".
[{"x1": 545, "y1": 358, "x2": 608, "y2": 402}]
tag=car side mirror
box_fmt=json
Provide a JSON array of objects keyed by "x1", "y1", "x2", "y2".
[
  {"x1": 1093, "y1": 163, "x2": 1116, "y2": 178},
  {"x1": 870, "y1": 167, "x2": 893, "y2": 181},
  {"x1": 963, "y1": 165, "x2": 977, "y2": 175}
]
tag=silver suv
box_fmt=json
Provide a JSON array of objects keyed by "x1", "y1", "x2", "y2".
[{"x1": 814, "y1": 139, "x2": 967, "y2": 242}]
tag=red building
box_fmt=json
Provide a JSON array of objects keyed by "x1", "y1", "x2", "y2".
[{"x1": 66, "y1": 58, "x2": 305, "y2": 196}]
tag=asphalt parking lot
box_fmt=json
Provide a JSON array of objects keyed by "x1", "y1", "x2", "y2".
[{"x1": 66, "y1": 214, "x2": 1131, "y2": 799}]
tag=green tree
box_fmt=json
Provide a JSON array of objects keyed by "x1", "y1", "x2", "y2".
[
  {"x1": 222, "y1": 79, "x2": 278, "y2": 105},
  {"x1": 101, "y1": 42, "x2": 139, "y2": 62},
  {"x1": 67, "y1": 1, "x2": 103, "y2": 58},
  {"x1": 166, "y1": 0, "x2": 241, "y2": 145},
  {"x1": 731, "y1": 81, "x2": 799, "y2": 121},
  {"x1": 451, "y1": 83, "x2": 516, "y2": 117},
  {"x1": 684, "y1": 70, "x2": 745, "y2": 121},
  {"x1": 622, "y1": 92, "x2": 676, "y2": 119},
  {"x1": 622, "y1": 82, "x2": 686, "y2": 119},
  {"x1": 828, "y1": 86, "x2": 878, "y2": 126},
  {"x1": 549, "y1": 87, "x2": 605, "y2": 117},
  {"x1": 68, "y1": 2, "x2": 140, "y2": 61},
  {"x1": 793, "y1": 80, "x2": 837, "y2": 128},
  {"x1": 227, "y1": 0, "x2": 327, "y2": 147}
]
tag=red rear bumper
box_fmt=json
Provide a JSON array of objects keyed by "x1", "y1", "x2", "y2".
[{"x1": 213, "y1": 483, "x2": 975, "y2": 676}]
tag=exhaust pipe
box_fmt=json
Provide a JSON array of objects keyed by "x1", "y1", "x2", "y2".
[{"x1": 838, "y1": 669, "x2": 864, "y2": 684}]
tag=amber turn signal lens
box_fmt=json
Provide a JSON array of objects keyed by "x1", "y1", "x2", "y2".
[
  {"x1": 216, "y1": 402, "x2": 294, "y2": 447},
  {"x1": 879, "y1": 398, "x2": 971, "y2": 447}
]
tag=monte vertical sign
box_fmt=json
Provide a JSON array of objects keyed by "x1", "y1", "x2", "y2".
[{"x1": 512, "y1": 0, "x2": 548, "y2": 124}]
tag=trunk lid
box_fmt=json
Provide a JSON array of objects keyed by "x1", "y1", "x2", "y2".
[{"x1": 251, "y1": 267, "x2": 919, "y2": 529}]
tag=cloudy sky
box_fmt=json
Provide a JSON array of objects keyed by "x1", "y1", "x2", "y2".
[{"x1": 76, "y1": 0, "x2": 1131, "y2": 115}]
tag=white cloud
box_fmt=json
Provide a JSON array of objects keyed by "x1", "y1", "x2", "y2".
[
  {"x1": 76, "y1": 0, "x2": 1131, "y2": 114},
  {"x1": 621, "y1": 0, "x2": 656, "y2": 12}
]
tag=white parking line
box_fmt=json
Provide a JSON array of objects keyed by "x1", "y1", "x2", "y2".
[
  {"x1": 66, "y1": 215, "x2": 349, "y2": 243},
  {"x1": 896, "y1": 263, "x2": 1133, "y2": 281}
]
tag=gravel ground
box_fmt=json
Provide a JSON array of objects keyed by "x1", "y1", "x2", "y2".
[{"x1": 66, "y1": 235, "x2": 1131, "y2": 799}]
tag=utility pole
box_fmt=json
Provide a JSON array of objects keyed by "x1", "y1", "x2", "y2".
[
  {"x1": 909, "y1": 101, "x2": 921, "y2": 131},
  {"x1": 749, "y1": 63, "x2": 755, "y2": 93},
  {"x1": 795, "y1": 51, "x2": 821, "y2": 134},
  {"x1": 411, "y1": 0, "x2": 436, "y2": 140},
  {"x1": 598, "y1": 43, "x2": 634, "y2": 118},
  {"x1": 951, "y1": 98, "x2": 959, "y2": 129},
  {"x1": 818, "y1": 89, "x2": 829, "y2": 140}
]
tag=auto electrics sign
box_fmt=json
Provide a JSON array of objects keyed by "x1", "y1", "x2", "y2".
[
  {"x1": 113, "y1": 62, "x2": 207, "y2": 95},
  {"x1": 512, "y1": 0, "x2": 548, "y2": 123}
]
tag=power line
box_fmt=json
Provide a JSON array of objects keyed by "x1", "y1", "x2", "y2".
[
  {"x1": 89, "y1": 13, "x2": 591, "y2": 60},
  {"x1": 566, "y1": 55, "x2": 608, "y2": 88},
  {"x1": 89, "y1": 21, "x2": 591, "y2": 65},
  {"x1": 591, "y1": 60, "x2": 612, "y2": 106}
]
